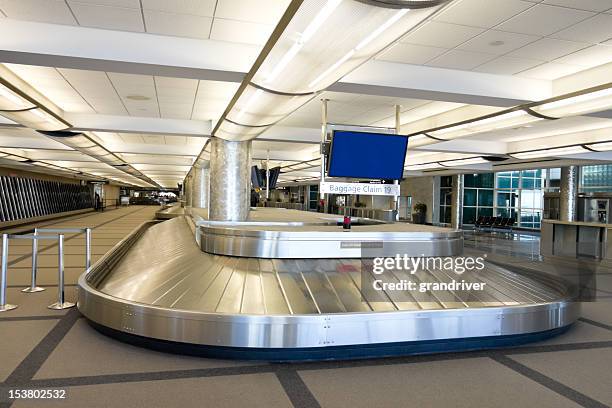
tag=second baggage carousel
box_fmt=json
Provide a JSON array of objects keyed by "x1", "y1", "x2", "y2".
[{"x1": 78, "y1": 209, "x2": 579, "y2": 360}]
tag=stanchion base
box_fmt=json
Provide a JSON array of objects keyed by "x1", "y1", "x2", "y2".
[
  {"x1": 22, "y1": 287, "x2": 45, "y2": 293},
  {"x1": 0, "y1": 304, "x2": 18, "y2": 312},
  {"x1": 48, "y1": 301, "x2": 75, "y2": 310}
]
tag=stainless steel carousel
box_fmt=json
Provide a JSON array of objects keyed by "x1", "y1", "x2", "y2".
[{"x1": 77, "y1": 208, "x2": 579, "y2": 360}]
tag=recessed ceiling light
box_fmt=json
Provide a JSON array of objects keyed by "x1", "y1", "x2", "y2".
[
  {"x1": 126, "y1": 95, "x2": 151, "y2": 101},
  {"x1": 489, "y1": 40, "x2": 505, "y2": 46}
]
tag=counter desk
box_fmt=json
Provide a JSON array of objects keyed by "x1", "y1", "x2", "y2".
[{"x1": 541, "y1": 219, "x2": 612, "y2": 260}]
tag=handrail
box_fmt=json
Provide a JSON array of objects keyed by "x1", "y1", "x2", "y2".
[{"x1": 35, "y1": 227, "x2": 92, "y2": 270}]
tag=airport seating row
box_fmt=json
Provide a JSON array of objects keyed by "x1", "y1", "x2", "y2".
[{"x1": 474, "y1": 216, "x2": 515, "y2": 232}]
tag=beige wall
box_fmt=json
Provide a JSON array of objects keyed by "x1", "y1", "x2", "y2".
[
  {"x1": 401, "y1": 176, "x2": 436, "y2": 224},
  {"x1": 103, "y1": 184, "x2": 120, "y2": 203}
]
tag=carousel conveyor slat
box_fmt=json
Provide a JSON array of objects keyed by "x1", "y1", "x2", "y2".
[{"x1": 93, "y1": 217, "x2": 568, "y2": 315}]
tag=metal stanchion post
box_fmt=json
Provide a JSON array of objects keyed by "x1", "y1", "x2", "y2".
[
  {"x1": 0, "y1": 233, "x2": 17, "y2": 312},
  {"x1": 22, "y1": 228, "x2": 45, "y2": 293},
  {"x1": 85, "y1": 228, "x2": 92, "y2": 271},
  {"x1": 48, "y1": 234, "x2": 75, "y2": 310}
]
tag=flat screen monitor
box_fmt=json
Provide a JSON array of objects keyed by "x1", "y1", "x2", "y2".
[
  {"x1": 256, "y1": 167, "x2": 281, "y2": 189},
  {"x1": 327, "y1": 130, "x2": 408, "y2": 180},
  {"x1": 268, "y1": 167, "x2": 281, "y2": 189},
  {"x1": 251, "y1": 165, "x2": 263, "y2": 188}
]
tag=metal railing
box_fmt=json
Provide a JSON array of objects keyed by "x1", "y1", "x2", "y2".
[{"x1": 0, "y1": 227, "x2": 92, "y2": 312}]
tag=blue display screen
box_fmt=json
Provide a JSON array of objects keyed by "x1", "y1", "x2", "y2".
[{"x1": 327, "y1": 131, "x2": 408, "y2": 180}]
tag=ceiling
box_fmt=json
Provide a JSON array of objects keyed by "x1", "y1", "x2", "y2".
[{"x1": 0, "y1": 0, "x2": 611, "y2": 187}]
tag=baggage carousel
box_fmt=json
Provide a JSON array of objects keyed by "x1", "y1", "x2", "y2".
[{"x1": 78, "y1": 210, "x2": 579, "y2": 360}]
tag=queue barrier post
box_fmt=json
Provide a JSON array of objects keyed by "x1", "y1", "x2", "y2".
[
  {"x1": 47, "y1": 234, "x2": 74, "y2": 310},
  {"x1": 0, "y1": 233, "x2": 17, "y2": 312},
  {"x1": 22, "y1": 227, "x2": 45, "y2": 293}
]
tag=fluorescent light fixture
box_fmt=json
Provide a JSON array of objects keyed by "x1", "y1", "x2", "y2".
[
  {"x1": 408, "y1": 133, "x2": 437, "y2": 148},
  {"x1": 207, "y1": 0, "x2": 448, "y2": 148},
  {"x1": 308, "y1": 49, "x2": 355, "y2": 89},
  {"x1": 0, "y1": 83, "x2": 35, "y2": 110},
  {"x1": 356, "y1": 9, "x2": 409, "y2": 51},
  {"x1": 510, "y1": 145, "x2": 588, "y2": 159},
  {"x1": 429, "y1": 110, "x2": 540, "y2": 139},
  {"x1": 585, "y1": 141, "x2": 612, "y2": 152},
  {"x1": 266, "y1": 0, "x2": 343, "y2": 83},
  {"x1": 440, "y1": 157, "x2": 488, "y2": 167},
  {"x1": 39, "y1": 131, "x2": 160, "y2": 187},
  {"x1": 0, "y1": 153, "x2": 30, "y2": 162},
  {"x1": 405, "y1": 162, "x2": 443, "y2": 171},
  {"x1": 0, "y1": 107, "x2": 69, "y2": 131},
  {"x1": 532, "y1": 87, "x2": 612, "y2": 118}
]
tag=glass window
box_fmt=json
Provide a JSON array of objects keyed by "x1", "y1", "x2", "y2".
[
  {"x1": 497, "y1": 176, "x2": 511, "y2": 189},
  {"x1": 463, "y1": 207, "x2": 477, "y2": 224},
  {"x1": 522, "y1": 170, "x2": 536, "y2": 178},
  {"x1": 475, "y1": 173, "x2": 494, "y2": 188},
  {"x1": 521, "y1": 177, "x2": 535, "y2": 189},
  {"x1": 440, "y1": 176, "x2": 452, "y2": 188},
  {"x1": 497, "y1": 192, "x2": 511, "y2": 207},
  {"x1": 478, "y1": 207, "x2": 493, "y2": 217},
  {"x1": 478, "y1": 189, "x2": 493, "y2": 207},
  {"x1": 464, "y1": 174, "x2": 477, "y2": 188},
  {"x1": 464, "y1": 189, "x2": 477, "y2": 206},
  {"x1": 440, "y1": 187, "x2": 452, "y2": 205}
]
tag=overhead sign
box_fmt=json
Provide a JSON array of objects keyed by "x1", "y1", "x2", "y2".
[{"x1": 320, "y1": 182, "x2": 400, "y2": 196}]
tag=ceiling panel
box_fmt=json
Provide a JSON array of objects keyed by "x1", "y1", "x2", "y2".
[
  {"x1": 115, "y1": 153, "x2": 194, "y2": 166},
  {"x1": 141, "y1": 0, "x2": 216, "y2": 16},
  {"x1": 496, "y1": 4, "x2": 594, "y2": 36},
  {"x1": 515, "y1": 61, "x2": 584, "y2": 79},
  {"x1": 433, "y1": 0, "x2": 535, "y2": 28},
  {"x1": 543, "y1": 0, "x2": 612, "y2": 12},
  {"x1": 377, "y1": 43, "x2": 448, "y2": 65},
  {"x1": 214, "y1": 0, "x2": 290, "y2": 25},
  {"x1": 554, "y1": 44, "x2": 612, "y2": 67},
  {"x1": 144, "y1": 10, "x2": 212, "y2": 40},
  {"x1": 458, "y1": 30, "x2": 541, "y2": 55},
  {"x1": 59, "y1": 68, "x2": 127, "y2": 115},
  {"x1": 550, "y1": 14, "x2": 612, "y2": 44},
  {"x1": 69, "y1": 0, "x2": 140, "y2": 7},
  {"x1": 155, "y1": 76, "x2": 197, "y2": 119},
  {"x1": 108, "y1": 73, "x2": 158, "y2": 116},
  {"x1": 69, "y1": 2, "x2": 144, "y2": 32},
  {"x1": 473, "y1": 56, "x2": 542, "y2": 75},
  {"x1": 191, "y1": 80, "x2": 239, "y2": 121},
  {"x1": 508, "y1": 37, "x2": 589, "y2": 61},
  {"x1": 427, "y1": 49, "x2": 497, "y2": 70},
  {"x1": 0, "y1": 0, "x2": 77, "y2": 25},
  {"x1": 5, "y1": 64, "x2": 94, "y2": 113},
  {"x1": 210, "y1": 18, "x2": 274, "y2": 46},
  {"x1": 401, "y1": 21, "x2": 485, "y2": 49}
]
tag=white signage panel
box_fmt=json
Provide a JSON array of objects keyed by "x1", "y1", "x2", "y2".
[{"x1": 320, "y1": 182, "x2": 400, "y2": 196}]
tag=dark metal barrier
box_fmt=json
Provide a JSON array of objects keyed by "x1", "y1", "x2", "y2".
[{"x1": 0, "y1": 176, "x2": 93, "y2": 223}]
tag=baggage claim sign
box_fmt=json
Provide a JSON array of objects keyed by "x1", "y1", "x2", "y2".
[{"x1": 320, "y1": 181, "x2": 400, "y2": 196}]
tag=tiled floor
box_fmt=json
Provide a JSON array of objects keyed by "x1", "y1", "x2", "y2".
[{"x1": 1, "y1": 215, "x2": 611, "y2": 408}]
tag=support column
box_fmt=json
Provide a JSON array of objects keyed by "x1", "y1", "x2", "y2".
[
  {"x1": 209, "y1": 137, "x2": 252, "y2": 221},
  {"x1": 191, "y1": 165, "x2": 210, "y2": 210},
  {"x1": 184, "y1": 174, "x2": 192, "y2": 208},
  {"x1": 560, "y1": 165, "x2": 579, "y2": 222},
  {"x1": 451, "y1": 174, "x2": 464, "y2": 230}
]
